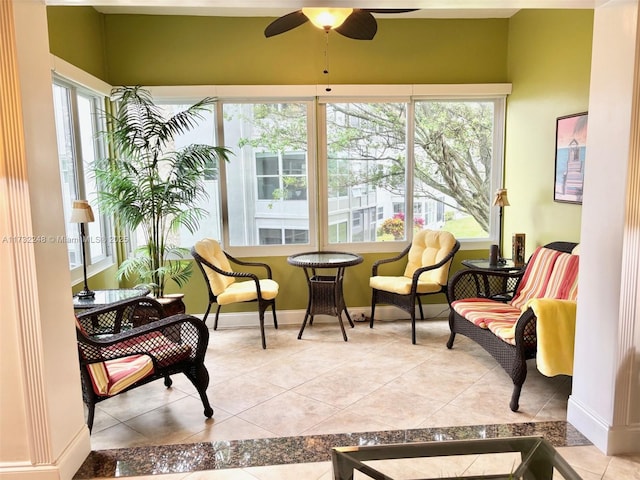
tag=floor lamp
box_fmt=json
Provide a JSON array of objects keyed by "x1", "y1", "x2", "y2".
[
  {"x1": 70, "y1": 199, "x2": 95, "y2": 298},
  {"x1": 493, "y1": 188, "x2": 510, "y2": 261}
]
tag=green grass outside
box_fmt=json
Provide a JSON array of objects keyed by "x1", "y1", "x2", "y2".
[{"x1": 442, "y1": 215, "x2": 488, "y2": 238}]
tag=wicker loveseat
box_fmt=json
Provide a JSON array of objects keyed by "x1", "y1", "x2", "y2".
[
  {"x1": 447, "y1": 241, "x2": 579, "y2": 411},
  {"x1": 75, "y1": 297, "x2": 213, "y2": 431}
]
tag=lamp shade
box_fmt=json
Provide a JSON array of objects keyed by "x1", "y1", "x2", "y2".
[
  {"x1": 70, "y1": 200, "x2": 95, "y2": 223},
  {"x1": 493, "y1": 189, "x2": 510, "y2": 207},
  {"x1": 302, "y1": 8, "x2": 353, "y2": 30}
]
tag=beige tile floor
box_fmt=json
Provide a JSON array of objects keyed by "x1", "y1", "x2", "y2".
[{"x1": 87, "y1": 318, "x2": 640, "y2": 479}]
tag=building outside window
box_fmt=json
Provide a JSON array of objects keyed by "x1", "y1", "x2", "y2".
[{"x1": 222, "y1": 102, "x2": 312, "y2": 247}]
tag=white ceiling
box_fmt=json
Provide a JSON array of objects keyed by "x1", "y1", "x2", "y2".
[{"x1": 45, "y1": 0, "x2": 606, "y2": 19}]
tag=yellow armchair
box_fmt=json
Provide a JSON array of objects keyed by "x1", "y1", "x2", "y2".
[
  {"x1": 370, "y1": 229, "x2": 460, "y2": 344},
  {"x1": 192, "y1": 238, "x2": 279, "y2": 349}
]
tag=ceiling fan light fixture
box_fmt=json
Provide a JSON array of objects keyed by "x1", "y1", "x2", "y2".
[{"x1": 302, "y1": 8, "x2": 353, "y2": 30}]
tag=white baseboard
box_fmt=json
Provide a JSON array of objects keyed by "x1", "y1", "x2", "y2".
[
  {"x1": 567, "y1": 395, "x2": 640, "y2": 455},
  {"x1": 0, "y1": 426, "x2": 91, "y2": 480},
  {"x1": 196, "y1": 304, "x2": 450, "y2": 328}
]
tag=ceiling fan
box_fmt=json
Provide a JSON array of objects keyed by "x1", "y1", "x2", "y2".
[{"x1": 264, "y1": 8, "x2": 419, "y2": 40}]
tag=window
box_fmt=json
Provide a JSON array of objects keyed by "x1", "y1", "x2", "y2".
[
  {"x1": 154, "y1": 103, "x2": 222, "y2": 249},
  {"x1": 66, "y1": 83, "x2": 505, "y2": 259},
  {"x1": 222, "y1": 102, "x2": 312, "y2": 247},
  {"x1": 325, "y1": 102, "x2": 407, "y2": 243},
  {"x1": 52, "y1": 80, "x2": 111, "y2": 275},
  {"x1": 413, "y1": 100, "x2": 497, "y2": 239},
  {"x1": 323, "y1": 97, "x2": 504, "y2": 247}
]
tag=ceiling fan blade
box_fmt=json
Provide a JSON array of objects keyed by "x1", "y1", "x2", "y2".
[
  {"x1": 334, "y1": 10, "x2": 377, "y2": 40},
  {"x1": 364, "y1": 9, "x2": 419, "y2": 14},
  {"x1": 264, "y1": 11, "x2": 308, "y2": 38}
]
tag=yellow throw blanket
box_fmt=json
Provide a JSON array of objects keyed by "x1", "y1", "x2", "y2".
[{"x1": 524, "y1": 298, "x2": 577, "y2": 377}]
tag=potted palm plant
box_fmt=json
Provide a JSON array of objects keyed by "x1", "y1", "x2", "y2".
[{"x1": 94, "y1": 86, "x2": 231, "y2": 300}]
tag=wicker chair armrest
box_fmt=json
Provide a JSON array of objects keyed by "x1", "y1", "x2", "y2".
[
  {"x1": 513, "y1": 299, "x2": 577, "y2": 347},
  {"x1": 193, "y1": 251, "x2": 265, "y2": 282},
  {"x1": 191, "y1": 250, "x2": 267, "y2": 299},
  {"x1": 371, "y1": 244, "x2": 412, "y2": 276},
  {"x1": 512, "y1": 307, "x2": 538, "y2": 352},
  {"x1": 448, "y1": 268, "x2": 523, "y2": 302},
  {"x1": 225, "y1": 252, "x2": 273, "y2": 279},
  {"x1": 77, "y1": 313, "x2": 209, "y2": 363},
  {"x1": 76, "y1": 296, "x2": 166, "y2": 335}
]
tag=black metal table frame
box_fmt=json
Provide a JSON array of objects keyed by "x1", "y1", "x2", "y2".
[
  {"x1": 461, "y1": 259, "x2": 523, "y2": 302},
  {"x1": 331, "y1": 436, "x2": 583, "y2": 480},
  {"x1": 287, "y1": 251, "x2": 363, "y2": 342}
]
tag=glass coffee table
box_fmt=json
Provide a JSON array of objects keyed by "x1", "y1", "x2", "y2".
[
  {"x1": 332, "y1": 436, "x2": 582, "y2": 479},
  {"x1": 287, "y1": 251, "x2": 363, "y2": 341}
]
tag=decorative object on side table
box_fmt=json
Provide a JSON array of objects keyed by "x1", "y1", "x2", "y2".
[
  {"x1": 93, "y1": 86, "x2": 232, "y2": 300},
  {"x1": 70, "y1": 199, "x2": 95, "y2": 299},
  {"x1": 492, "y1": 188, "x2": 510, "y2": 261},
  {"x1": 512, "y1": 233, "x2": 526, "y2": 267}
]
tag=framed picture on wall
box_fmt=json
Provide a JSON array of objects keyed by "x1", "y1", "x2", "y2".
[{"x1": 554, "y1": 112, "x2": 588, "y2": 204}]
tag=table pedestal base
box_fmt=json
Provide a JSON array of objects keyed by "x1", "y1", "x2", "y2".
[{"x1": 298, "y1": 275, "x2": 355, "y2": 342}]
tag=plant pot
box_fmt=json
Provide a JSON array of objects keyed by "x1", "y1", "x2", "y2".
[{"x1": 156, "y1": 293, "x2": 186, "y2": 317}]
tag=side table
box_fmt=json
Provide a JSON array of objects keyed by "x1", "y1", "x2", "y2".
[
  {"x1": 461, "y1": 258, "x2": 523, "y2": 301},
  {"x1": 287, "y1": 251, "x2": 363, "y2": 341},
  {"x1": 461, "y1": 258, "x2": 521, "y2": 272},
  {"x1": 73, "y1": 287, "x2": 150, "y2": 311}
]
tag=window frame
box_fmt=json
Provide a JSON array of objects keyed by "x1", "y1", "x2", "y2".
[
  {"x1": 95, "y1": 82, "x2": 510, "y2": 258},
  {"x1": 52, "y1": 73, "x2": 115, "y2": 284}
]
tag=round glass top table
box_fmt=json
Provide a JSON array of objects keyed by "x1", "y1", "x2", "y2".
[
  {"x1": 461, "y1": 258, "x2": 522, "y2": 272},
  {"x1": 73, "y1": 287, "x2": 150, "y2": 311},
  {"x1": 287, "y1": 251, "x2": 363, "y2": 341}
]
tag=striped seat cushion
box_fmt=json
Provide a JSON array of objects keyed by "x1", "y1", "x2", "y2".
[
  {"x1": 453, "y1": 247, "x2": 580, "y2": 345},
  {"x1": 543, "y1": 252, "x2": 579, "y2": 300},
  {"x1": 87, "y1": 354, "x2": 154, "y2": 396},
  {"x1": 103, "y1": 331, "x2": 193, "y2": 368},
  {"x1": 84, "y1": 332, "x2": 192, "y2": 396},
  {"x1": 452, "y1": 298, "x2": 521, "y2": 330},
  {"x1": 510, "y1": 247, "x2": 562, "y2": 310}
]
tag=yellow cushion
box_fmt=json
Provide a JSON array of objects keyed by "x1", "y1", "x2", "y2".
[
  {"x1": 217, "y1": 278, "x2": 279, "y2": 305},
  {"x1": 403, "y1": 229, "x2": 457, "y2": 286},
  {"x1": 369, "y1": 275, "x2": 443, "y2": 295},
  {"x1": 194, "y1": 238, "x2": 236, "y2": 296}
]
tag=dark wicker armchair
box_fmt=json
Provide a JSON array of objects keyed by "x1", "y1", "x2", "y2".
[
  {"x1": 447, "y1": 241, "x2": 578, "y2": 411},
  {"x1": 191, "y1": 238, "x2": 279, "y2": 349},
  {"x1": 370, "y1": 229, "x2": 460, "y2": 344},
  {"x1": 76, "y1": 297, "x2": 213, "y2": 432}
]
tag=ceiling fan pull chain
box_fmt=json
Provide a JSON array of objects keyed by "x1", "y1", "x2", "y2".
[{"x1": 324, "y1": 30, "x2": 332, "y2": 92}]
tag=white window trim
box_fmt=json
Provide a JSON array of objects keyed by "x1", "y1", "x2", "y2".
[
  {"x1": 51, "y1": 65, "x2": 115, "y2": 283},
  {"x1": 50, "y1": 57, "x2": 512, "y2": 257}
]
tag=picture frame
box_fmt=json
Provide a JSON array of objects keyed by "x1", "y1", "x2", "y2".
[
  {"x1": 512, "y1": 233, "x2": 526, "y2": 267},
  {"x1": 554, "y1": 112, "x2": 588, "y2": 204}
]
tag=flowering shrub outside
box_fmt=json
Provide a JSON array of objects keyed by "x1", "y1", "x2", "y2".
[{"x1": 377, "y1": 213, "x2": 425, "y2": 240}]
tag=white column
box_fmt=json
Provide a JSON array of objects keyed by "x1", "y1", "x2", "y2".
[
  {"x1": 0, "y1": 1, "x2": 91, "y2": 479},
  {"x1": 567, "y1": 0, "x2": 640, "y2": 455}
]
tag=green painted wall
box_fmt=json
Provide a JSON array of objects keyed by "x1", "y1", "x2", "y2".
[
  {"x1": 46, "y1": 6, "x2": 108, "y2": 81},
  {"x1": 47, "y1": 8, "x2": 592, "y2": 315},
  {"x1": 100, "y1": 16, "x2": 508, "y2": 86},
  {"x1": 504, "y1": 10, "x2": 592, "y2": 257}
]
